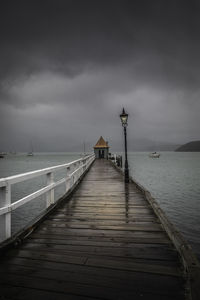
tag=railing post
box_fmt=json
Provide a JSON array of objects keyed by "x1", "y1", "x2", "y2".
[
  {"x1": 77, "y1": 162, "x2": 79, "y2": 180},
  {"x1": 78, "y1": 161, "x2": 80, "y2": 179},
  {"x1": 79, "y1": 161, "x2": 81, "y2": 178},
  {"x1": 81, "y1": 158, "x2": 84, "y2": 175},
  {"x1": 66, "y1": 167, "x2": 71, "y2": 192},
  {"x1": 46, "y1": 172, "x2": 54, "y2": 208},
  {"x1": 74, "y1": 163, "x2": 77, "y2": 183},
  {"x1": 82, "y1": 158, "x2": 85, "y2": 173},
  {"x1": 0, "y1": 183, "x2": 11, "y2": 242},
  {"x1": 85, "y1": 159, "x2": 87, "y2": 170}
]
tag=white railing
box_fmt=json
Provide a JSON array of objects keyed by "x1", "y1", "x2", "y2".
[{"x1": 0, "y1": 154, "x2": 95, "y2": 243}]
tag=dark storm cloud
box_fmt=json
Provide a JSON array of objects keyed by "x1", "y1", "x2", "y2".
[
  {"x1": 0, "y1": 0, "x2": 200, "y2": 151},
  {"x1": 1, "y1": 0, "x2": 200, "y2": 79}
]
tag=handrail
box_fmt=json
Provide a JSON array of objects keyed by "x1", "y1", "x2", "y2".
[
  {"x1": 0, "y1": 154, "x2": 95, "y2": 243},
  {"x1": 0, "y1": 157, "x2": 84, "y2": 187}
]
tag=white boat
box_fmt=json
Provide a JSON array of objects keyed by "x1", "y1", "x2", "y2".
[
  {"x1": 27, "y1": 143, "x2": 34, "y2": 156},
  {"x1": 149, "y1": 152, "x2": 160, "y2": 158},
  {"x1": 27, "y1": 152, "x2": 34, "y2": 156}
]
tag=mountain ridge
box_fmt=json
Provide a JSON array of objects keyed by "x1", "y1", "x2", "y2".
[{"x1": 175, "y1": 140, "x2": 200, "y2": 152}]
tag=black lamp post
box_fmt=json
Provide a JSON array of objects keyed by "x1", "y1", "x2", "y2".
[{"x1": 120, "y1": 108, "x2": 129, "y2": 183}]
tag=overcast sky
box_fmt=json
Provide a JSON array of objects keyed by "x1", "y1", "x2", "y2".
[{"x1": 0, "y1": 0, "x2": 200, "y2": 152}]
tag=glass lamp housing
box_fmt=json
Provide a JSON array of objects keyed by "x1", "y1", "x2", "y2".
[{"x1": 120, "y1": 108, "x2": 128, "y2": 127}]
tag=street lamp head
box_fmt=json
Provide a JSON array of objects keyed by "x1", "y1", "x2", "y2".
[{"x1": 120, "y1": 108, "x2": 128, "y2": 127}]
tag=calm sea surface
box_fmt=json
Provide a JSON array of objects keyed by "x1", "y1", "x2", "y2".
[
  {"x1": 0, "y1": 152, "x2": 200, "y2": 259},
  {"x1": 128, "y1": 152, "x2": 200, "y2": 259}
]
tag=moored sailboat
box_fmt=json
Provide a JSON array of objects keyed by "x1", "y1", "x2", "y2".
[
  {"x1": 149, "y1": 152, "x2": 160, "y2": 158},
  {"x1": 27, "y1": 143, "x2": 34, "y2": 156}
]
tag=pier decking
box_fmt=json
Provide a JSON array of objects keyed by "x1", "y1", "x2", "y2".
[{"x1": 0, "y1": 159, "x2": 186, "y2": 299}]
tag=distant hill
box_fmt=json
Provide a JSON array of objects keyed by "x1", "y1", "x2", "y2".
[
  {"x1": 175, "y1": 141, "x2": 200, "y2": 152},
  {"x1": 106, "y1": 138, "x2": 180, "y2": 152}
]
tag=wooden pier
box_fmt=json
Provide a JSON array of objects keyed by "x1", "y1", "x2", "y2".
[{"x1": 0, "y1": 159, "x2": 199, "y2": 299}]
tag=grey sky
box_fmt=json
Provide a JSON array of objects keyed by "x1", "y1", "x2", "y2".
[{"x1": 0, "y1": 0, "x2": 200, "y2": 152}]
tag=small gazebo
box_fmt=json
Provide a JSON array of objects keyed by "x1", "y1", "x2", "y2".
[{"x1": 93, "y1": 136, "x2": 109, "y2": 159}]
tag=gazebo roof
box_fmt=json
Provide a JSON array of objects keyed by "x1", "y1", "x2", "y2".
[{"x1": 94, "y1": 136, "x2": 109, "y2": 149}]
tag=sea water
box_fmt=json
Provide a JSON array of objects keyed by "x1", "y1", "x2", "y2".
[
  {"x1": 128, "y1": 152, "x2": 200, "y2": 259},
  {"x1": 0, "y1": 152, "x2": 200, "y2": 259}
]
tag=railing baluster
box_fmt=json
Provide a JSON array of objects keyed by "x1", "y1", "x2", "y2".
[
  {"x1": 66, "y1": 167, "x2": 71, "y2": 192},
  {"x1": 81, "y1": 159, "x2": 84, "y2": 175},
  {"x1": 79, "y1": 161, "x2": 81, "y2": 178},
  {"x1": 74, "y1": 163, "x2": 77, "y2": 183},
  {"x1": 0, "y1": 183, "x2": 11, "y2": 242},
  {"x1": 46, "y1": 172, "x2": 54, "y2": 207}
]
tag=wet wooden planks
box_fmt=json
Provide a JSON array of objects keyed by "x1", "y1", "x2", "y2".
[{"x1": 0, "y1": 159, "x2": 186, "y2": 299}]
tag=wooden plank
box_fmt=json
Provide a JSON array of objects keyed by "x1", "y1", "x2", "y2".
[
  {"x1": 0, "y1": 264, "x2": 185, "y2": 296},
  {"x1": 56, "y1": 203, "x2": 149, "y2": 208},
  {"x1": 27, "y1": 237, "x2": 171, "y2": 247},
  {"x1": 0, "y1": 274, "x2": 184, "y2": 300},
  {"x1": 1, "y1": 256, "x2": 180, "y2": 279},
  {"x1": 30, "y1": 233, "x2": 171, "y2": 244},
  {"x1": 20, "y1": 242, "x2": 178, "y2": 261},
  {"x1": 5, "y1": 251, "x2": 179, "y2": 268},
  {"x1": 37, "y1": 227, "x2": 166, "y2": 237},
  {"x1": 85, "y1": 257, "x2": 181, "y2": 277},
  {"x1": 0, "y1": 284, "x2": 94, "y2": 300},
  {"x1": 52, "y1": 212, "x2": 156, "y2": 218},
  {"x1": 47, "y1": 219, "x2": 159, "y2": 225},
  {"x1": 6, "y1": 250, "x2": 178, "y2": 269},
  {"x1": 48, "y1": 216, "x2": 158, "y2": 222},
  {"x1": 39, "y1": 223, "x2": 163, "y2": 231},
  {"x1": 6, "y1": 249, "x2": 87, "y2": 265}
]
